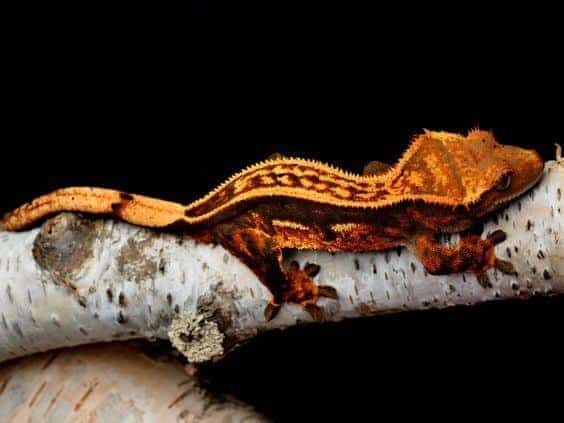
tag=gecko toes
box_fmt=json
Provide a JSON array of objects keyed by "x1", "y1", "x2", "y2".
[
  {"x1": 318, "y1": 285, "x2": 338, "y2": 299},
  {"x1": 476, "y1": 273, "x2": 492, "y2": 288},
  {"x1": 264, "y1": 261, "x2": 338, "y2": 322},
  {"x1": 487, "y1": 229, "x2": 507, "y2": 244},
  {"x1": 494, "y1": 258, "x2": 518, "y2": 276},
  {"x1": 304, "y1": 303, "x2": 324, "y2": 322}
]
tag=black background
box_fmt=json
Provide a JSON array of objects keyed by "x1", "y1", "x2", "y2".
[{"x1": 3, "y1": 24, "x2": 563, "y2": 421}]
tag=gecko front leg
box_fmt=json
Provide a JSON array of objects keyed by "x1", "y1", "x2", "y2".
[
  {"x1": 410, "y1": 230, "x2": 517, "y2": 287},
  {"x1": 212, "y1": 213, "x2": 338, "y2": 321}
]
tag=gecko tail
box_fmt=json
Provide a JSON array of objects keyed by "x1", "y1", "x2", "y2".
[{"x1": 2, "y1": 187, "x2": 187, "y2": 231}]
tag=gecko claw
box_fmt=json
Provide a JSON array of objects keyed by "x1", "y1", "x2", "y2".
[
  {"x1": 477, "y1": 273, "x2": 492, "y2": 289},
  {"x1": 264, "y1": 302, "x2": 281, "y2": 321},
  {"x1": 494, "y1": 258, "x2": 518, "y2": 276},
  {"x1": 317, "y1": 285, "x2": 338, "y2": 299}
]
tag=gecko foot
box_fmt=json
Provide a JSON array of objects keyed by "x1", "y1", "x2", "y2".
[
  {"x1": 264, "y1": 261, "x2": 339, "y2": 322},
  {"x1": 287, "y1": 261, "x2": 339, "y2": 321},
  {"x1": 413, "y1": 229, "x2": 515, "y2": 290}
]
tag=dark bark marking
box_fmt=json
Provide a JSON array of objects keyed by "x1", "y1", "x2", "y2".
[
  {"x1": 44, "y1": 386, "x2": 64, "y2": 417},
  {"x1": 168, "y1": 387, "x2": 196, "y2": 409},
  {"x1": 12, "y1": 322, "x2": 24, "y2": 338},
  {"x1": 0, "y1": 377, "x2": 10, "y2": 396},
  {"x1": 543, "y1": 270, "x2": 552, "y2": 280},
  {"x1": 41, "y1": 351, "x2": 61, "y2": 370},
  {"x1": 1, "y1": 313, "x2": 8, "y2": 330},
  {"x1": 28, "y1": 381, "x2": 47, "y2": 407},
  {"x1": 6, "y1": 284, "x2": 13, "y2": 304},
  {"x1": 118, "y1": 292, "x2": 126, "y2": 307},
  {"x1": 74, "y1": 381, "x2": 98, "y2": 411}
]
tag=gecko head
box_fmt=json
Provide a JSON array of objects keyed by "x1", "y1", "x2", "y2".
[
  {"x1": 461, "y1": 130, "x2": 544, "y2": 216},
  {"x1": 422, "y1": 129, "x2": 543, "y2": 216}
]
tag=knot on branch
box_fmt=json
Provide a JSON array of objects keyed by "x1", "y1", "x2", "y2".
[
  {"x1": 32, "y1": 213, "x2": 100, "y2": 290},
  {"x1": 168, "y1": 311, "x2": 225, "y2": 363}
]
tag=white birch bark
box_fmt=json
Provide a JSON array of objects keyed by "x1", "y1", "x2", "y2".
[
  {"x1": 0, "y1": 342, "x2": 267, "y2": 422},
  {"x1": 0, "y1": 153, "x2": 562, "y2": 364}
]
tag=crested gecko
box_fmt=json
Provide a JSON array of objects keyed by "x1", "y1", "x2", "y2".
[{"x1": 2, "y1": 130, "x2": 544, "y2": 321}]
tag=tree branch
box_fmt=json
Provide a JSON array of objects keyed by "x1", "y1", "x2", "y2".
[
  {"x1": 0, "y1": 342, "x2": 267, "y2": 421},
  {"x1": 1, "y1": 155, "x2": 562, "y2": 364}
]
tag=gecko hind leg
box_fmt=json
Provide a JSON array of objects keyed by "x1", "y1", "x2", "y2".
[
  {"x1": 283, "y1": 260, "x2": 338, "y2": 321},
  {"x1": 212, "y1": 219, "x2": 338, "y2": 322},
  {"x1": 263, "y1": 258, "x2": 338, "y2": 322}
]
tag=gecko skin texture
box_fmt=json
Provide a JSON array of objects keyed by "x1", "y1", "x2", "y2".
[{"x1": 2, "y1": 130, "x2": 544, "y2": 321}]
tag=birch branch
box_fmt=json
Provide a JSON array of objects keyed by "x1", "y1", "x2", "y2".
[
  {"x1": 0, "y1": 154, "x2": 562, "y2": 364},
  {"x1": 0, "y1": 342, "x2": 267, "y2": 422}
]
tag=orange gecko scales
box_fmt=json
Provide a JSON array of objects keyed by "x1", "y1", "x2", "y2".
[{"x1": 2, "y1": 130, "x2": 544, "y2": 321}]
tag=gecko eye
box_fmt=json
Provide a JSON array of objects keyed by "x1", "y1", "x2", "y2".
[{"x1": 496, "y1": 174, "x2": 512, "y2": 191}]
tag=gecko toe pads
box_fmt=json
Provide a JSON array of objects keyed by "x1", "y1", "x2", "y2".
[{"x1": 264, "y1": 261, "x2": 339, "y2": 322}]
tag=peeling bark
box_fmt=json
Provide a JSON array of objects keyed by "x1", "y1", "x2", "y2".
[
  {"x1": 0, "y1": 156, "x2": 562, "y2": 364},
  {"x1": 0, "y1": 342, "x2": 267, "y2": 422}
]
